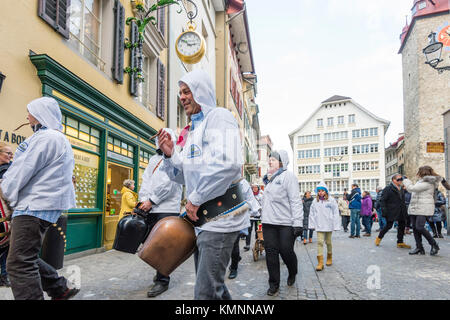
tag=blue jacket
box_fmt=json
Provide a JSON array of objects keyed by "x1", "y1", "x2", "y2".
[{"x1": 346, "y1": 187, "x2": 362, "y2": 210}]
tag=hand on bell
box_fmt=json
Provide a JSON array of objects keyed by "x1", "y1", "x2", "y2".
[
  {"x1": 158, "y1": 129, "x2": 174, "y2": 157},
  {"x1": 185, "y1": 200, "x2": 199, "y2": 221},
  {"x1": 139, "y1": 200, "x2": 152, "y2": 212}
]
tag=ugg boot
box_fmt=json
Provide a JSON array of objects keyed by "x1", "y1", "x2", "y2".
[
  {"x1": 316, "y1": 256, "x2": 324, "y2": 271},
  {"x1": 326, "y1": 253, "x2": 332, "y2": 266}
]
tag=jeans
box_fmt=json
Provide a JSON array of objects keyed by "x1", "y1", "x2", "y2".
[
  {"x1": 246, "y1": 219, "x2": 260, "y2": 246},
  {"x1": 350, "y1": 209, "x2": 361, "y2": 236},
  {"x1": 316, "y1": 232, "x2": 332, "y2": 256},
  {"x1": 410, "y1": 215, "x2": 436, "y2": 249},
  {"x1": 0, "y1": 246, "x2": 8, "y2": 276},
  {"x1": 378, "y1": 219, "x2": 406, "y2": 243},
  {"x1": 262, "y1": 223, "x2": 297, "y2": 290},
  {"x1": 6, "y1": 215, "x2": 67, "y2": 300},
  {"x1": 302, "y1": 228, "x2": 314, "y2": 239},
  {"x1": 361, "y1": 215, "x2": 372, "y2": 234},
  {"x1": 230, "y1": 234, "x2": 241, "y2": 271},
  {"x1": 151, "y1": 212, "x2": 179, "y2": 286},
  {"x1": 193, "y1": 230, "x2": 238, "y2": 300},
  {"x1": 341, "y1": 215, "x2": 350, "y2": 231},
  {"x1": 377, "y1": 209, "x2": 386, "y2": 230}
]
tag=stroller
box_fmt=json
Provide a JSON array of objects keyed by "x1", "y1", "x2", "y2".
[{"x1": 252, "y1": 220, "x2": 264, "y2": 261}]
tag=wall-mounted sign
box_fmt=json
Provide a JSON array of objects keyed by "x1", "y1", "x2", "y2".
[
  {"x1": 107, "y1": 150, "x2": 133, "y2": 165},
  {"x1": 0, "y1": 129, "x2": 27, "y2": 146},
  {"x1": 426, "y1": 142, "x2": 445, "y2": 153}
]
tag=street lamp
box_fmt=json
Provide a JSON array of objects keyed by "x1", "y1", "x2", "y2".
[{"x1": 423, "y1": 31, "x2": 450, "y2": 73}]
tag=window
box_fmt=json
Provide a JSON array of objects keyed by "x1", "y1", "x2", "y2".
[
  {"x1": 361, "y1": 128, "x2": 369, "y2": 137},
  {"x1": 324, "y1": 131, "x2": 348, "y2": 141},
  {"x1": 298, "y1": 134, "x2": 320, "y2": 144},
  {"x1": 348, "y1": 114, "x2": 355, "y2": 123},
  {"x1": 317, "y1": 119, "x2": 323, "y2": 127},
  {"x1": 69, "y1": 0, "x2": 105, "y2": 69},
  {"x1": 327, "y1": 117, "x2": 334, "y2": 126},
  {"x1": 370, "y1": 128, "x2": 378, "y2": 136},
  {"x1": 298, "y1": 149, "x2": 320, "y2": 159},
  {"x1": 338, "y1": 116, "x2": 344, "y2": 125}
]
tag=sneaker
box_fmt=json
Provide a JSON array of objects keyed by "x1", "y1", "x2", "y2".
[
  {"x1": 147, "y1": 283, "x2": 169, "y2": 298},
  {"x1": 267, "y1": 286, "x2": 279, "y2": 296},
  {"x1": 52, "y1": 287, "x2": 80, "y2": 300},
  {"x1": 228, "y1": 269, "x2": 238, "y2": 280}
]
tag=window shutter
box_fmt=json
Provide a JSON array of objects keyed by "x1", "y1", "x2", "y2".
[
  {"x1": 38, "y1": 0, "x2": 71, "y2": 39},
  {"x1": 129, "y1": 21, "x2": 139, "y2": 97},
  {"x1": 112, "y1": 0, "x2": 125, "y2": 84},
  {"x1": 156, "y1": 59, "x2": 166, "y2": 120},
  {"x1": 157, "y1": 7, "x2": 165, "y2": 38}
]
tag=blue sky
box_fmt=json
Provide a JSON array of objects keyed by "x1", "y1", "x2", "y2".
[{"x1": 245, "y1": 0, "x2": 414, "y2": 164}]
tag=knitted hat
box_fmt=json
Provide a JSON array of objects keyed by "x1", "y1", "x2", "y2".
[{"x1": 316, "y1": 181, "x2": 329, "y2": 194}]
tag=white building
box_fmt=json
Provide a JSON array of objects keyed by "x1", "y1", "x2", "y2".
[{"x1": 288, "y1": 95, "x2": 390, "y2": 195}]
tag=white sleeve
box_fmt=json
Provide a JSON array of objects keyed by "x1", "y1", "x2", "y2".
[
  {"x1": 404, "y1": 179, "x2": 430, "y2": 193},
  {"x1": 160, "y1": 151, "x2": 185, "y2": 185},
  {"x1": 309, "y1": 201, "x2": 317, "y2": 230},
  {"x1": 332, "y1": 199, "x2": 341, "y2": 231},
  {"x1": 286, "y1": 173, "x2": 303, "y2": 227}
]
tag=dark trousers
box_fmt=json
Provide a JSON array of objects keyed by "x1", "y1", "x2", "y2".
[
  {"x1": 230, "y1": 234, "x2": 241, "y2": 271},
  {"x1": 262, "y1": 223, "x2": 297, "y2": 290},
  {"x1": 378, "y1": 219, "x2": 406, "y2": 243},
  {"x1": 6, "y1": 215, "x2": 67, "y2": 300},
  {"x1": 361, "y1": 216, "x2": 372, "y2": 234},
  {"x1": 152, "y1": 212, "x2": 179, "y2": 285},
  {"x1": 246, "y1": 219, "x2": 259, "y2": 246},
  {"x1": 0, "y1": 246, "x2": 8, "y2": 276},
  {"x1": 302, "y1": 228, "x2": 314, "y2": 239},
  {"x1": 341, "y1": 215, "x2": 350, "y2": 231},
  {"x1": 411, "y1": 215, "x2": 436, "y2": 249}
]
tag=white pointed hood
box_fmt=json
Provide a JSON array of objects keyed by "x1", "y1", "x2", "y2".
[
  {"x1": 278, "y1": 150, "x2": 290, "y2": 170},
  {"x1": 179, "y1": 69, "x2": 216, "y2": 117},
  {"x1": 27, "y1": 97, "x2": 63, "y2": 131}
]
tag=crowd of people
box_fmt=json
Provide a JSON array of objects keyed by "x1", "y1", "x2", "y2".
[{"x1": 0, "y1": 69, "x2": 448, "y2": 301}]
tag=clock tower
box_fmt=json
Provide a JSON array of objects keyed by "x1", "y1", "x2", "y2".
[{"x1": 399, "y1": 0, "x2": 450, "y2": 181}]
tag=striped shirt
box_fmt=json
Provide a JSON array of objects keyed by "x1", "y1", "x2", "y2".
[{"x1": 12, "y1": 209, "x2": 62, "y2": 224}]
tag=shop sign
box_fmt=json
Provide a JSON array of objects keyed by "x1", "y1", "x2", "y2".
[
  {"x1": 0, "y1": 129, "x2": 27, "y2": 146},
  {"x1": 68, "y1": 136, "x2": 100, "y2": 153},
  {"x1": 426, "y1": 142, "x2": 445, "y2": 153},
  {"x1": 107, "y1": 150, "x2": 133, "y2": 164}
]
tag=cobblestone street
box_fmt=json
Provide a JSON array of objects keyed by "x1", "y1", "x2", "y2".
[{"x1": 1, "y1": 223, "x2": 449, "y2": 300}]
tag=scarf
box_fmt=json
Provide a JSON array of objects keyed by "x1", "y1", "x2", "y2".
[{"x1": 263, "y1": 168, "x2": 285, "y2": 185}]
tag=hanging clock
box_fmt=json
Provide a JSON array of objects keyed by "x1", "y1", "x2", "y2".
[{"x1": 175, "y1": 22, "x2": 206, "y2": 64}]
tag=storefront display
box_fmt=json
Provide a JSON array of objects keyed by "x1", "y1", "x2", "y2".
[{"x1": 73, "y1": 149, "x2": 99, "y2": 209}]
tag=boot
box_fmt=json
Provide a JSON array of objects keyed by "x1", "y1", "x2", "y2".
[
  {"x1": 375, "y1": 237, "x2": 381, "y2": 246},
  {"x1": 430, "y1": 243, "x2": 440, "y2": 256},
  {"x1": 438, "y1": 233, "x2": 444, "y2": 239},
  {"x1": 303, "y1": 238, "x2": 307, "y2": 245},
  {"x1": 397, "y1": 242, "x2": 411, "y2": 249},
  {"x1": 316, "y1": 255, "x2": 324, "y2": 271},
  {"x1": 326, "y1": 253, "x2": 332, "y2": 266},
  {"x1": 309, "y1": 238, "x2": 312, "y2": 243},
  {"x1": 409, "y1": 247, "x2": 425, "y2": 255}
]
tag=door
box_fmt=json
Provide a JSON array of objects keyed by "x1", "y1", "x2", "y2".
[{"x1": 104, "y1": 162, "x2": 134, "y2": 250}]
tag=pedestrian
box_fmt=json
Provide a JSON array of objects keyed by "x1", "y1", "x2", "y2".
[
  {"x1": 261, "y1": 150, "x2": 303, "y2": 296},
  {"x1": 138, "y1": 128, "x2": 183, "y2": 297},
  {"x1": 430, "y1": 188, "x2": 445, "y2": 239},
  {"x1": 118, "y1": 179, "x2": 138, "y2": 221},
  {"x1": 308, "y1": 182, "x2": 341, "y2": 271},
  {"x1": 228, "y1": 179, "x2": 261, "y2": 280},
  {"x1": 0, "y1": 142, "x2": 13, "y2": 287},
  {"x1": 345, "y1": 184, "x2": 362, "y2": 238},
  {"x1": 403, "y1": 166, "x2": 441, "y2": 255},
  {"x1": 245, "y1": 184, "x2": 263, "y2": 251},
  {"x1": 0, "y1": 97, "x2": 79, "y2": 300},
  {"x1": 302, "y1": 191, "x2": 314, "y2": 244},
  {"x1": 157, "y1": 70, "x2": 247, "y2": 300},
  {"x1": 375, "y1": 174, "x2": 411, "y2": 249},
  {"x1": 374, "y1": 187, "x2": 386, "y2": 232},
  {"x1": 361, "y1": 191, "x2": 373, "y2": 237},
  {"x1": 338, "y1": 195, "x2": 350, "y2": 232},
  {"x1": 403, "y1": 186, "x2": 412, "y2": 234}
]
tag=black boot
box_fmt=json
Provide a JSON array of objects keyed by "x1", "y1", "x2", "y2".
[
  {"x1": 409, "y1": 247, "x2": 425, "y2": 255},
  {"x1": 147, "y1": 282, "x2": 169, "y2": 297},
  {"x1": 287, "y1": 274, "x2": 296, "y2": 286},
  {"x1": 228, "y1": 269, "x2": 238, "y2": 279},
  {"x1": 430, "y1": 243, "x2": 440, "y2": 256}
]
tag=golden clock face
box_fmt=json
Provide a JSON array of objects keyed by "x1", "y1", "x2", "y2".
[
  {"x1": 437, "y1": 25, "x2": 450, "y2": 47},
  {"x1": 176, "y1": 30, "x2": 206, "y2": 64}
]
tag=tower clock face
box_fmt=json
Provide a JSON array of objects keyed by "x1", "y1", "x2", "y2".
[
  {"x1": 437, "y1": 25, "x2": 450, "y2": 48},
  {"x1": 177, "y1": 31, "x2": 202, "y2": 57}
]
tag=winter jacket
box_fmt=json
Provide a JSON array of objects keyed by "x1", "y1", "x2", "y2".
[
  {"x1": 302, "y1": 196, "x2": 313, "y2": 229},
  {"x1": 0, "y1": 163, "x2": 11, "y2": 179},
  {"x1": 261, "y1": 150, "x2": 303, "y2": 228},
  {"x1": 380, "y1": 183, "x2": 407, "y2": 222},
  {"x1": 346, "y1": 187, "x2": 361, "y2": 209},
  {"x1": 338, "y1": 198, "x2": 350, "y2": 216},
  {"x1": 360, "y1": 195, "x2": 373, "y2": 216},
  {"x1": 250, "y1": 192, "x2": 263, "y2": 219},
  {"x1": 375, "y1": 190, "x2": 383, "y2": 210},
  {"x1": 119, "y1": 186, "x2": 138, "y2": 220},
  {"x1": 404, "y1": 190, "x2": 412, "y2": 207},
  {"x1": 308, "y1": 197, "x2": 341, "y2": 232},
  {"x1": 403, "y1": 176, "x2": 441, "y2": 217},
  {"x1": 432, "y1": 189, "x2": 446, "y2": 222}
]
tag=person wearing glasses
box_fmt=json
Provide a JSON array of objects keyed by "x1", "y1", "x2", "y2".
[
  {"x1": 0, "y1": 142, "x2": 13, "y2": 287},
  {"x1": 375, "y1": 174, "x2": 411, "y2": 249}
]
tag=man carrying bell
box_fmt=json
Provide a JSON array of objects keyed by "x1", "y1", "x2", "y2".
[{"x1": 157, "y1": 69, "x2": 246, "y2": 300}]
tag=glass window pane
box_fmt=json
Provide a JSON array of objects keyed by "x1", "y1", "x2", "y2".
[
  {"x1": 67, "y1": 117, "x2": 78, "y2": 128},
  {"x1": 79, "y1": 123, "x2": 90, "y2": 133},
  {"x1": 90, "y1": 136, "x2": 99, "y2": 146},
  {"x1": 79, "y1": 131, "x2": 90, "y2": 142},
  {"x1": 91, "y1": 128, "x2": 100, "y2": 138},
  {"x1": 66, "y1": 126, "x2": 79, "y2": 138}
]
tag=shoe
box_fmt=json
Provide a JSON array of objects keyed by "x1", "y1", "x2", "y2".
[
  {"x1": 267, "y1": 286, "x2": 279, "y2": 296},
  {"x1": 326, "y1": 253, "x2": 332, "y2": 266},
  {"x1": 316, "y1": 255, "x2": 324, "y2": 271},
  {"x1": 228, "y1": 269, "x2": 238, "y2": 279},
  {"x1": 287, "y1": 275, "x2": 296, "y2": 286},
  {"x1": 438, "y1": 234, "x2": 444, "y2": 239},
  {"x1": 0, "y1": 275, "x2": 11, "y2": 287},
  {"x1": 309, "y1": 238, "x2": 312, "y2": 243},
  {"x1": 303, "y1": 239, "x2": 307, "y2": 245},
  {"x1": 397, "y1": 243, "x2": 411, "y2": 249},
  {"x1": 147, "y1": 283, "x2": 169, "y2": 298},
  {"x1": 349, "y1": 235, "x2": 355, "y2": 239},
  {"x1": 355, "y1": 235, "x2": 361, "y2": 238},
  {"x1": 375, "y1": 237, "x2": 381, "y2": 246},
  {"x1": 363, "y1": 233, "x2": 371, "y2": 237},
  {"x1": 52, "y1": 287, "x2": 80, "y2": 300},
  {"x1": 243, "y1": 245, "x2": 250, "y2": 251},
  {"x1": 430, "y1": 243, "x2": 440, "y2": 256},
  {"x1": 433, "y1": 233, "x2": 438, "y2": 238},
  {"x1": 409, "y1": 247, "x2": 425, "y2": 255}
]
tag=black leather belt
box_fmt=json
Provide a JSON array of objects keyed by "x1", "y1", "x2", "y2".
[{"x1": 184, "y1": 182, "x2": 246, "y2": 227}]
